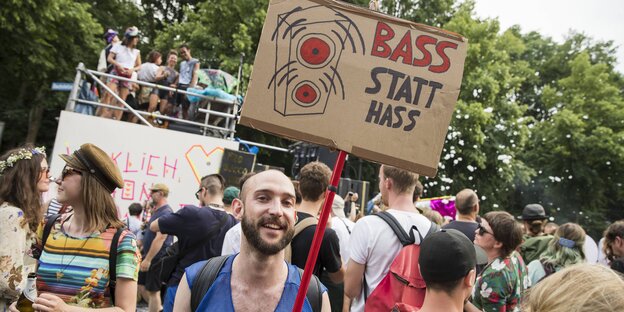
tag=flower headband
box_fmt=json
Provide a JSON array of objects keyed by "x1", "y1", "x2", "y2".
[{"x1": 0, "y1": 147, "x2": 46, "y2": 176}]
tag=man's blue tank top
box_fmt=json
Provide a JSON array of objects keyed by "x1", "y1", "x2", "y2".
[{"x1": 185, "y1": 254, "x2": 325, "y2": 311}]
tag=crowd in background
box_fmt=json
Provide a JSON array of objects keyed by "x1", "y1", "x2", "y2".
[
  {"x1": 89, "y1": 27, "x2": 203, "y2": 126},
  {"x1": 2, "y1": 142, "x2": 624, "y2": 312}
]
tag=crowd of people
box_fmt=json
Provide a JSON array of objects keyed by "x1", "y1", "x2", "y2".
[
  {"x1": 92, "y1": 27, "x2": 204, "y2": 125},
  {"x1": 1, "y1": 142, "x2": 624, "y2": 312}
]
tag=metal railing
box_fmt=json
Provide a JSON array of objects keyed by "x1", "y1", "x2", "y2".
[
  {"x1": 66, "y1": 62, "x2": 239, "y2": 138},
  {"x1": 65, "y1": 63, "x2": 290, "y2": 153}
]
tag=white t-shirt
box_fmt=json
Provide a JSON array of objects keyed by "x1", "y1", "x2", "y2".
[
  {"x1": 597, "y1": 237, "x2": 609, "y2": 266},
  {"x1": 221, "y1": 222, "x2": 242, "y2": 255},
  {"x1": 583, "y1": 235, "x2": 599, "y2": 264},
  {"x1": 111, "y1": 44, "x2": 140, "y2": 69},
  {"x1": 137, "y1": 63, "x2": 159, "y2": 82},
  {"x1": 331, "y1": 216, "x2": 354, "y2": 266},
  {"x1": 348, "y1": 209, "x2": 431, "y2": 312}
]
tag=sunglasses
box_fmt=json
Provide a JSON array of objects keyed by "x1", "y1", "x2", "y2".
[
  {"x1": 61, "y1": 166, "x2": 82, "y2": 180},
  {"x1": 195, "y1": 187, "x2": 204, "y2": 199},
  {"x1": 478, "y1": 223, "x2": 494, "y2": 237}
]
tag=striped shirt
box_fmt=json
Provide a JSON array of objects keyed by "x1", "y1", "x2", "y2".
[{"x1": 36, "y1": 214, "x2": 140, "y2": 308}]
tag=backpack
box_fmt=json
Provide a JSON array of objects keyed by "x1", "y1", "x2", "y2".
[
  {"x1": 364, "y1": 211, "x2": 439, "y2": 312},
  {"x1": 283, "y1": 216, "x2": 318, "y2": 263},
  {"x1": 38, "y1": 214, "x2": 124, "y2": 304},
  {"x1": 189, "y1": 255, "x2": 323, "y2": 311}
]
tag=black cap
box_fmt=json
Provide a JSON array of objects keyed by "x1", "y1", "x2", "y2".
[
  {"x1": 419, "y1": 229, "x2": 477, "y2": 283},
  {"x1": 518, "y1": 204, "x2": 548, "y2": 220}
]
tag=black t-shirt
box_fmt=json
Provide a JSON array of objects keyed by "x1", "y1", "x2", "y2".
[
  {"x1": 291, "y1": 212, "x2": 342, "y2": 277},
  {"x1": 442, "y1": 220, "x2": 479, "y2": 242},
  {"x1": 159, "y1": 205, "x2": 237, "y2": 286}
]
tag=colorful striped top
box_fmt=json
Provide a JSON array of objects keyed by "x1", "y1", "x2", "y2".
[{"x1": 35, "y1": 214, "x2": 140, "y2": 308}]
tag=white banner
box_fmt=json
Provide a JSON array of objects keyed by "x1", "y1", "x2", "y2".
[{"x1": 48, "y1": 111, "x2": 239, "y2": 216}]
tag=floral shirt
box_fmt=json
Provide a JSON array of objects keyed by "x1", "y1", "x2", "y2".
[
  {"x1": 471, "y1": 251, "x2": 530, "y2": 312},
  {"x1": 0, "y1": 202, "x2": 37, "y2": 311}
]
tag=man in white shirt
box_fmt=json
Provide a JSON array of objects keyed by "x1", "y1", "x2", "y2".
[{"x1": 344, "y1": 165, "x2": 431, "y2": 311}]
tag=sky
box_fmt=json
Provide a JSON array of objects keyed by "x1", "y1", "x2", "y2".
[{"x1": 472, "y1": 0, "x2": 624, "y2": 73}]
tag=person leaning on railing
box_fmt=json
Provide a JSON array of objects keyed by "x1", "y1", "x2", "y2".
[{"x1": 100, "y1": 26, "x2": 142, "y2": 121}]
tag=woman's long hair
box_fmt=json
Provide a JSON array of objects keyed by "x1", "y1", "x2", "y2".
[
  {"x1": 0, "y1": 145, "x2": 45, "y2": 232},
  {"x1": 79, "y1": 173, "x2": 124, "y2": 232},
  {"x1": 540, "y1": 223, "x2": 586, "y2": 269}
]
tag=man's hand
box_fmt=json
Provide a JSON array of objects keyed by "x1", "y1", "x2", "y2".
[
  {"x1": 140, "y1": 259, "x2": 152, "y2": 272},
  {"x1": 348, "y1": 192, "x2": 359, "y2": 202}
]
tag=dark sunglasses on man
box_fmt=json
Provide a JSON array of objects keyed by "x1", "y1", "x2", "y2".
[
  {"x1": 478, "y1": 223, "x2": 494, "y2": 237},
  {"x1": 195, "y1": 187, "x2": 205, "y2": 199}
]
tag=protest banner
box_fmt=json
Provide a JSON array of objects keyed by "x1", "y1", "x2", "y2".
[
  {"x1": 48, "y1": 111, "x2": 239, "y2": 216},
  {"x1": 240, "y1": 0, "x2": 468, "y2": 177}
]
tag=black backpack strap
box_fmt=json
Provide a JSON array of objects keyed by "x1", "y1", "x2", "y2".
[
  {"x1": 297, "y1": 268, "x2": 322, "y2": 312},
  {"x1": 191, "y1": 255, "x2": 229, "y2": 311},
  {"x1": 37, "y1": 214, "x2": 62, "y2": 259},
  {"x1": 108, "y1": 227, "x2": 124, "y2": 305},
  {"x1": 374, "y1": 211, "x2": 414, "y2": 246}
]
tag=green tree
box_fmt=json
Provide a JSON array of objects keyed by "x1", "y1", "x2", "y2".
[
  {"x1": 0, "y1": 0, "x2": 101, "y2": 150},
  {"x1": 418, "y1": 1, "x2": 533, "y2": 213},
  {"x1": 523, "y1": 52, "x2": 624, "y2": 236},
  {"x1": 154, "y1": 0, "x2": 295, "y2": 167}
]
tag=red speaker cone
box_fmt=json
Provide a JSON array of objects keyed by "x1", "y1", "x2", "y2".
[{"x1": 300, "y1": 37, "x2": 331, "y2": 66}]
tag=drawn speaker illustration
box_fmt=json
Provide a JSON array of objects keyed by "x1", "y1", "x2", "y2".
[{"x1": 269, "y1": 5, "x2": 365, "y2": 116}]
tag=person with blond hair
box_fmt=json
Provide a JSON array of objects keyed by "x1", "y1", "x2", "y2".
[
  {"x1": 523, "y1": 264, "x2": 624, "y2": 312},
  {"x1": 527, "y1": 223, "x2": 586, "y2": 285},
  {"x1": 0, "y1": 145, "x2": 50, "y2": 310}
]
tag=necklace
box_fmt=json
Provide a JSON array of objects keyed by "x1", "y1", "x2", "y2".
[{"x1": 56, "y1": 216, "x2": 90, "y2": 281}]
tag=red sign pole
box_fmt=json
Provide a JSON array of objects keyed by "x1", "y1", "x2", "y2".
[{"x1": 292, "y1": 150, "x2": 348, "y2": 312}]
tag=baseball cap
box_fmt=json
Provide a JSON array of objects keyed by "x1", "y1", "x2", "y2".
[
  {"x1": 104, "y1": 29, "x2": 118, "y2": 44},
  {"x1": 518, "y1": 204, "x2": 548, "y2": 220},
  {"x1": 223, "y1": 186, "x2": 240, "y2": 205},
  {"x1": 124, "y1": 26, "x2": 140, "y2": 38},
  {"x1": 150, "y1": 183, "x2": 169, "y2": 196},
  {"x1": 419, "y1": 229, "x2": 479, "y2": 283},
  {"x1": 331, "y1": 195, "x2": 346, "y2": 218}
]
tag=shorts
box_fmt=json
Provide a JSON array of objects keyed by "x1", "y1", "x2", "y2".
[
  {"x1": 158, "y1": 87, "x2": 175, "y2": 102},
  {"x1": 109, "y1": 69, "x2": 132, "y2": 89},
  {"x1": 138, "y1": 86, "x2": 156, "y2": 105},
  {"x1": 138, "y1": 262, "x2": 162, "y2": 292},
  {"x1": 175, "y1": 84, "x2": 190, "y2": 108}
]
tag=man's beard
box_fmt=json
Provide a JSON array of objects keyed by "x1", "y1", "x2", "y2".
[{"x1": 241, "y1": 213, "x2": 294, "y2": 256}]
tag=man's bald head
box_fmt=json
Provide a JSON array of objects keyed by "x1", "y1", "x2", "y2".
[
  {"x1": 455, "y1": 188, "x2": 479, "y2": 216},
  {"x1": 240, "y1": 170, "x2": 295, "y2": 203}
]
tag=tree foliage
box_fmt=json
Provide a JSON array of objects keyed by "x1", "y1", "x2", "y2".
[
  {"x1": 0, "y1": 0, "x2": 101, "y2": 150},
  {"x1": 1, "y1": 0, "x2": 623, "y2": 236}
]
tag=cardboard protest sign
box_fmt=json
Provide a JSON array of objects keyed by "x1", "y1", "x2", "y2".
[
  {"x1": 219, "y1": 148, "x2": 257, "y2": 187},
  {"x1": 240, "y1": 0, "x2": 468, "y2": 176}
]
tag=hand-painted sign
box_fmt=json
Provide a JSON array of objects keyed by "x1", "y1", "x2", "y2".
[
  {"x1": 241, "y1": 0, "x2": 468, "y2": 176},
  {"x1": 47, "y1": 111, "x2": 239, "y2": 216}
]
